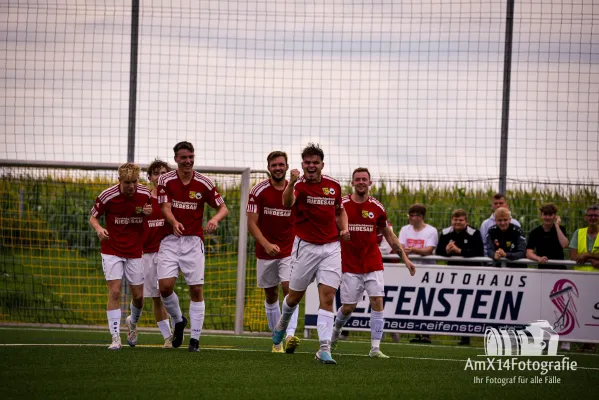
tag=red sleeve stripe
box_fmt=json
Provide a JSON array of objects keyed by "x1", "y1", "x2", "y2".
[
  {"x1": 158, "y1": 171, "x2": 178, "y2": 186},
  {"x1": 194, "y1": 172, "x2": 216, "y2": 189},
  {"x1": 98, "y1": 185, "x2": 119, "y2": 203},
  {"x1": 369, "y1": 197, "x2": 386, "y2": 212},
  {"x1": 250, "y1": 179, "x2": 270, "y2": 196},
  {"x1": 322, "y1": 175, "x2": 340, "y2": 185}
]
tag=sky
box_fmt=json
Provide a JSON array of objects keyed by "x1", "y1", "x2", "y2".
[{"x1": 1, "y1": 0, "x2": 598, "y2": 184}]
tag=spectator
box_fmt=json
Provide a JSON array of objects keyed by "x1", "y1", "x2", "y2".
[
  {"x1": 437, "y1": 209, "x2": 485, "y2": 346},
  {"x1": 437, "y1": 209, "x2": 485, "y2": 266},
  {"x1": 568, "y1": 204, "x2": 599, "y2": 353},
  {"x1": 526, "y1": 203, "x2": 570, "y2": 351},
  {"x1": 485, "y1": 208, "x2": 527, "y2": 268},
  {"x1": 398, "y1": 203, "x2": 438, "y2": 344},
  {"x1": 526, "y1": 203, "x2": 569, "y2": 270},
  {"x1": 480, "y1": 193, "x2": 521, "y2": 250}
]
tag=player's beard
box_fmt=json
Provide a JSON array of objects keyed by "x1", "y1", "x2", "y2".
[{"x1": 271, "y1": 174, "x2": 285, "y2": 183}]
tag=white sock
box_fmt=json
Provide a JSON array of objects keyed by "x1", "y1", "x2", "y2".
[
  {"x1": 107, "y1": 309, "x2": 121, "y2": 336},
  {"x1": 275, "y1": 296, "x2": 297, "y2": 332},
  {"x1": 129, "y1": 301, "x2": 142, "y2": 324},
  {"x1": 157, "y1": 319, "x2": 171, "y2": 339},
  {"x1": 189, "y1": 300, "x2": 205, "y2": 341},
  {"x1": 334, "y1": 307, "x2": 351, "y2": 332},
  {"x1": 161, "y1": 292, "x2": 183, "y2": 323},
  {"x1": 264, "y1": 300, "x2": 281, "y2": 332},
  {"x1": 286, "y1": 304, "x2": 299, "y2": 337},
  {"x1": 317, "y1": 309, "x2": 335, "y2": 352},
  {"x1": 371, "y1": 310, "x2": 385, "y2": 350}
]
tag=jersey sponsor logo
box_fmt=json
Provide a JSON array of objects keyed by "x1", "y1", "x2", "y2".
[
  {"x1": 362, "y1": 210, "x2": 375, "y2": 219},
  {"x1": 172, "y1": 200, "x2": 199, "y2": 210},
  {"x1": 349, "y1": 223, "x2": 374, "y2": 232},
  {"x1": 148, "y1": 219, "x2": 165, "y2": 228},
  {"x1": 114, "y1": 217, "x2": 144, "y2": 225},
  {"x1": 96, "y1": 202, "x2": 100, "y2": 208},
  {"x1": 322, "y1": 187, "x2": 336, "y2": 196},
  {"x1": 159, "y1": 188, "x2": 165, "y2": 194},
  {"x1": 307, "y1": 196, "x2": 336, "y2": 206},
  {"x1": 189, "y1": 191, "x2": 202, "y2": 200},
  {"x1": 263, "y1": 207, "x2": 292, "y2": 217}
]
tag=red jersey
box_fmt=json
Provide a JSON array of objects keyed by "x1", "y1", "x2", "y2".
[
  {"x1": 293, "y1": 175, "x2": 343, "y2": 245},
  {"x1": 91, "y1": 184, "x2": 152, "y2": 258},
  {"x1": 341, "y1": 194, "x2": 389, "y2": 274},
  {"x1": 247, "y1": 179, "x2": 295, "y2": 259},
  {"x1": 157, "y1": 170, "x2": 225, "y2": 240},
  {"x1": 142, "y1": 196, "x2": 168, "y2": 253}
]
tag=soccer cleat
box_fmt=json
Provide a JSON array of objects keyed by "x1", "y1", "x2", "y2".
[
  {"x1": 188, "y1": 338, "x2": 200, "y2": 352},
  {"x1": 125, "y1": 315, "x2": 138, "y2": 347},
  {"x1": 369, "y1": 350, "x2": 390, "y2": 359},
  {"x1": 331, "y1": 329, "x2": 342, "y2": 350},
  {"x1": 163, "y1": 335, "x2": 173, "y2": 349},
  {"x1": 315, "y1": 350, "x2": 337, "y2": 365},
  {"x1": 108, "y1": 334, "x2": 122, "y2": 350},
  {"x1": 284, "y1": 335, "x2": 300, "y2": 354},
  {"x1": 272, "y1": 343, "x2": 284, "y2": 353},
  {"x1": 272, "y1": 328, "x2": 285, "y2": 346},
  {"x1": 172, "y1": 316, "x2": 188, "y2": 348}
]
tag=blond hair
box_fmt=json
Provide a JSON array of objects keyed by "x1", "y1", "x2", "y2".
[
  {"x1": 494, "y1": 207, "x2": 511, "y2": 219},
  {"x1": 118, "y1": 163, "x2": 141, "y2": 181}
]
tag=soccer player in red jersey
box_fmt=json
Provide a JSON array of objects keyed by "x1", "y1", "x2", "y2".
[
  {"x1": 89, "y1": 163, "x2": 152, "y2": 350},
  {"x1": 141, "y1": 159, "x2": 173, "y2": 348},
  {"x1": 330, "y1": 168, "x2": 416, "y2": 357},
  {"x1": 271, "y1": 143, "x2": 349, "y2": 364},
  {"x1": 157, "y1": 141, "x2": 229, "y2": 352},
  {"x1": 247, "y1": 151, "x2": 299, "y2": 353}
]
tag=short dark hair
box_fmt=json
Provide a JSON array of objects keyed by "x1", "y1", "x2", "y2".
[
  {"x1": 451, "y1": 209, "x2": 468, "y2": 219},
  {"x1": 267, "y1": 151, "x2": 288, "y2": 164},
  {"x1": 587, "y1": 204, "x2": 599, "y2": 213},
  {"x1": 173, "y1": 141, "x2": 194, "y2": 154},
  {"x1": 301, "y1": 142, "x2": 324, "y2": 161},
  {"x1": 539, "y1": 203, "x2": 558, "y2": 215},
  {"x1": 408, "y1": 203, "x2": 427, "y2": 217},
  {"x1": 352, "y1": 167, "x2": 371, "y2": 179},
  {"x1": 492, "y1": 193, "x2": 506, "y2": 201},
  {"x1": 147, "y1": 158, "x2": 170, "y2": 177}
]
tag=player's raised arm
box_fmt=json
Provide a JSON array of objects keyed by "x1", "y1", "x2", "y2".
[
  {"x1": 381, "y1": 225, "x2": 416, "y2": 276},
  {"x1": 282, "y1": 168, "x2": 300, "y2": 207}
]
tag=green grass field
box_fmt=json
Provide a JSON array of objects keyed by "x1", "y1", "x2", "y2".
[{"x1": 0, "y1": 327, "x2": 597, "y2": 399}]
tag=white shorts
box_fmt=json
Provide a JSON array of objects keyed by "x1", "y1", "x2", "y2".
[
  {"x1": 142, "y1": 252, "x2": 160, "y2": 297},
  {"x1": 157, "y1": 234, "x2": 205, "y2": 285},
  {"x1": 256, "y1": 256, "x2": 293, "y2": 288},
  {"x1": 289, "y1": 236, "x2": 342, "y2": 292},
  {"x1": 101, "y1": 253, "x2": 144, "y2": 285},
  {"x1": 340, "y1": 270, "x2": 385, "y2": 304}
]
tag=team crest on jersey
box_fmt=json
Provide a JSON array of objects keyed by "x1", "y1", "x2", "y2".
[
  {"x1": 322, "y1": 188, "x2": 335, "y2": 196},
  {"x1": 135, "y1": 206, "x2": 143, "y2": 214},
  {"x1": 362, "y1": 210, "x2": 375, "y2": 219},
  {"x1": 189, "y1": 191, "x2": 202, "y2": 200}
]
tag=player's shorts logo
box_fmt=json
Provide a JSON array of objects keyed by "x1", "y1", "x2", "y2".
[
  {"x1": 135, "y1": 206, "x2": 142, "y2": 214},
  {"x1": 484, "y1": 320, "x2": 559, "y2": 356}
]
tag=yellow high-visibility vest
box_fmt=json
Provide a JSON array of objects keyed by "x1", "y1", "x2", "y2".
[{"x1": 575, "y1": 228, "x2": 599, "y2": 271}]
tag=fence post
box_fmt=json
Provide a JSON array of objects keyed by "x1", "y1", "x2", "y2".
[
  {"x1": 234, "y1": 168, "x2": 251, "y2": 334},
  {"x1": 127, "y1": 0, "x2": 140, "y2": 162}
]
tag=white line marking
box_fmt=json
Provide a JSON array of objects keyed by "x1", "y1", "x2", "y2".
[{"x1": 0, "y1": 343, "x2": 597, "y2": 371}]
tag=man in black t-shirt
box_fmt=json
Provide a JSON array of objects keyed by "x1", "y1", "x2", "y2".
[{"x1": 526, "y1": 203, "x2": 569, "y2": 269}]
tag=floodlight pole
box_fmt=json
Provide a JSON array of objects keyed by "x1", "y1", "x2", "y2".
[{"x1": 127, "y1": 0, "x2": 140, "y2": 163}]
